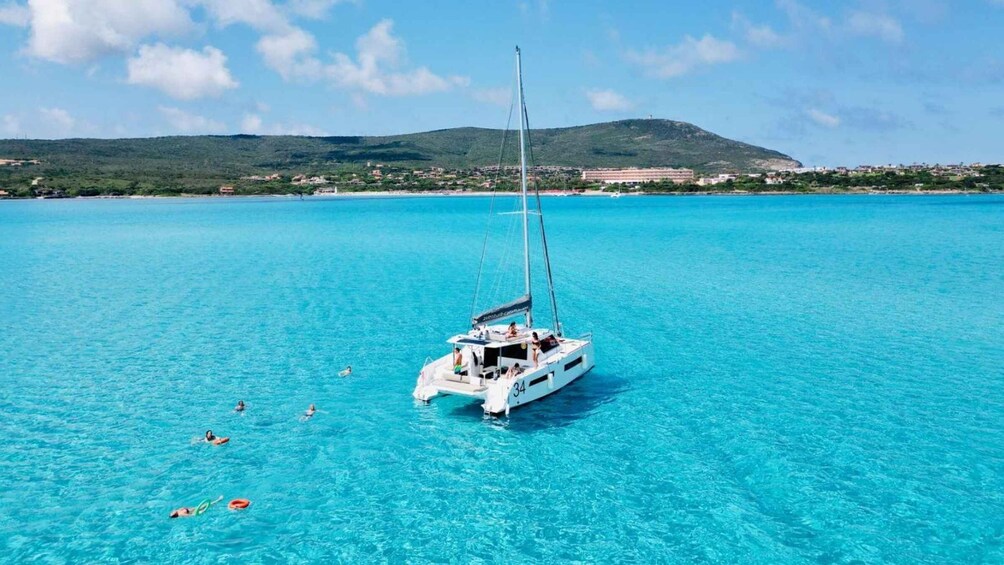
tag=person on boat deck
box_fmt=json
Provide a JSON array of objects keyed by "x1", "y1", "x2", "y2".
[
  {"x1": 506, "y1": 322, "x2": 519, "y2": 339},
  {"x1": 305, "y1": 404, "x2": 316, "y2": 418},
  {"x1": 531, "y1": 332, "x2": 541, "y2": 367},
  {"x1": 234, "y1": 400, "x2": 245, "y2": 412},
  {"x1": 453, "y1": 347, "x2": 464, "y2": 374},
  {"x1": 505, "y1": 363, "x2": 524, "y2": 379}
]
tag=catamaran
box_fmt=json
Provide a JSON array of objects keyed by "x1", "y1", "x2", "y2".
[{"x1": 412, "y1": 47, "x2": 595, "y2": 416}]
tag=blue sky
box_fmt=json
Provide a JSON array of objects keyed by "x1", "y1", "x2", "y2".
[{"x1": 1, "y1": 0, "x2": 1003, "y2": 167}]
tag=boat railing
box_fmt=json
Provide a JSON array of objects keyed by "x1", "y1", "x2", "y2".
[
  {"x1": 415, "y1": 356, "x2": 437, "y2": 390},
  {"x1": 577, "y1": 331, "x2": 593, "y2": 342}
]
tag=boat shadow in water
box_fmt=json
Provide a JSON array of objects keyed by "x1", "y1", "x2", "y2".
[{"x1": 446, "y1": 370, "x2": 628, "y2": 432}]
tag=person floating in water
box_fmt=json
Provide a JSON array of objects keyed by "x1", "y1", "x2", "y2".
[
  {"x1": 304, "y1": 404, "x2": 316, "y2": 418},
  {"x1": 205, "y1": 430, "x2": 229, "y2": 445},
  {"x1": 169, "y1": 506, "x2": 195, "y2": 519},
  {"x1": 170, "y1": 496, "x2": 223, "y2": 518},
  {"x1": 234, "y1": 400, "x2": 245, "y2": 412},
  {"x1": 338, "y1": 365, "x2": 352, "y2": 377}
]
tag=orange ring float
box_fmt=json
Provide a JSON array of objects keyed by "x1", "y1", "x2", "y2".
[{"x1": 228, "y1": 498, "x2": 250, "y2": 510}]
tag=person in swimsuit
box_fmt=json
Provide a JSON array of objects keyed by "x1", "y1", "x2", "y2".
[
  {"x1": 453, "y1": 347, "x2": 463, "y2": 374},
  {"x1": 506, "y1": 322, "x2": 519, "y2": 339},
  {"x1": 234, "y1": 400, "x2": 245, "y2": 412},
  {"x1": 531, "y1": 331, "x2": 540, "y2": 367},
  {"x1": 305, "y1": 404, "x2": 316, "y2": 418},
  {"x1": 169, "y1": 507, "x2": 194, "y2": 519},
  {"x1": 343, "y1": 366, "x2": 352, "y2": 375},
  {"x1": 205, "y1": 430, "x2": 216, "y2": 443},
  {"x1": 504, "y1": 363, "x2": 524, "y2": 379}
]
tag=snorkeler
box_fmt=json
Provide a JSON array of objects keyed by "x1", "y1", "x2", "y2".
[
  {"x1": 170, "y1": 496, "x2": 224, "y2": 518},
  {"x1": 169, "y1": 506, "x2": 194, "y2": 519},
  {"x1": 205, "y1": 430, "x2": 229, "y2": 445}
]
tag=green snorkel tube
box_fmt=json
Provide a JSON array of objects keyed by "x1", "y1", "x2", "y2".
[{"x1": 195, "y1": 496, "x2": 224, "y2": 516}]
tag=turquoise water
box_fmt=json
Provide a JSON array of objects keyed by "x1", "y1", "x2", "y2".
[{"x1": 1, "y1": 195, "x2": 1002, "y2": 563}]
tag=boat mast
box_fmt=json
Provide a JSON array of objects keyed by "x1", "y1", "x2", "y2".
[{"x1": 516, "y1": 46, "x2": 533, "y2": 328}]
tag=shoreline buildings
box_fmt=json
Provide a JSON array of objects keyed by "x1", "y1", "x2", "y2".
[{"x1": 582, "y1": 167, "x2": 695, "y2": 184}]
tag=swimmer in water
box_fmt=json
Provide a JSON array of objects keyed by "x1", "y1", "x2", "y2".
[
  {"x1": 205, "y1": 430, "x2": 216, "y2": 443},
  {"x1": 344, "y1": 365, "x2": 352, "y2": 375},
  {"x1": 305, "y1": 404, "x2": 316, "y2": 418},
  {"x1": 170, "y1": 496, "x2": 223, "y2": 518},
  {"x1": 234, "y1": 400, "x2": 245, "y2": 412},
  {"x1": 169, "y1": 507, "x2": 194, "y2": 519}
]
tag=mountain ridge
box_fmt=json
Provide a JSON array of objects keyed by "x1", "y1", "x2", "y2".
[{"x1": 0, "y1": 119, "x2": 800, "y2": 173}]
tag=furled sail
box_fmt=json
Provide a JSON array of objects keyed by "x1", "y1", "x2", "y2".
[{"x1": 471, "y1": 294, "x2": 532, "y2": 327}]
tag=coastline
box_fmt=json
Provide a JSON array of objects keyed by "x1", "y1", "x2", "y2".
[{"x1": 4, "y1": 188, "x2": 996, "y2": 201}]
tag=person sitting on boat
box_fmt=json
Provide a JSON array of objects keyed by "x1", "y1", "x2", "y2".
[
  {"x1": 504, "y1": 363, "x2": 524, "y2": 379},
  {"x1": 234, "y1": 400, "x2": 245, "y2": 412},
  {"x1": 506, "y1": 322, "x2": 519, "y2": 339},
  {"x1": 453, "y1": 347, "x2": 464, "y2": 374}
]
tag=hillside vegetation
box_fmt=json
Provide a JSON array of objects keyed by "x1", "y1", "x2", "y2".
[{"x1": 0, "y1": 120, "x2": 800, "y2": 196}]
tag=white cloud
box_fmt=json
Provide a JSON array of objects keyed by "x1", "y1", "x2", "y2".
[
  {"x1": 241, "y1": 113, "x2": 263, "y2": 133},
  {"x1": 327, "y1": 19, "x2": 469, "y2": 95},
  {"x1": 2, "y1": 114, "x2": 21, "y2": 136},
  {"x1": 585, "y1": 89, "x2": 633, "y2": 112},
  {"x1": 39, "y1": 106, "x2": 75, "y2": 134},
  {"x1": 847, "y1": 11, "x2": 905, "y2": 43},
  {"x1": 626, "y1": 34, "x2": 740, "y2": 78},
  {"x1": 126, "y1": 43, "x2": 238, "y2": 99},
  {"x1": 777, "y1": 0, "x2": 832, "y2": 31},
  {"x1": 240, "y1": 112, "x2": 326, "y2": 135},
  {"x1": 158, "y1": 106, "x2": 226, "y2": 133},
  {"x1": 256, "y1": 27, "x2": 324, "y2": 81},
  {"x1": 806, "y1": 108, "x2": 840, "y2": 128},
  {"x1": 21, "y1": 0, "x2": 193, "y2": 64},
  {"x1": 286, "y1": 0, "x2": 350, "y2": 19},
  {"x1": 732, "y1": 11, "x2": 786, "y2": 48},
  {"x1": 471, "y1": 87, "x2": 511, "y2": 107},
  {"x1": 198, "y1": 0, "x2": 288, "y2": 33},
  {"x1": 0, "y1": 2, "x2": 29, "y2": 26}
]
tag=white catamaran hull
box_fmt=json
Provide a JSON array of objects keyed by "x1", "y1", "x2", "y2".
[{"x1": 413, "y1": 336, "x2": 594, "y2": 416}]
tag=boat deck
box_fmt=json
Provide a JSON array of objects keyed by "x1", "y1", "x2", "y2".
[{"x1": 429, "y1": 379, "x2": 488, "y2": 397}]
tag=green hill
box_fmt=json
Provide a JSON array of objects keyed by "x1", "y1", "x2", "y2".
[{"x1": 0, "y1": 119, "x2": 800, "y2": 196}]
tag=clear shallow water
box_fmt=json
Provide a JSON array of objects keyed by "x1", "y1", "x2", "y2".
[{"x1": 1, "y1": 195, "x2": 1002, "y2": 563}]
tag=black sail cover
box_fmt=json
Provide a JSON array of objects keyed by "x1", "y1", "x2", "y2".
[{"x1": 471, "y1": 294, "x2": 532, "y2": 327}]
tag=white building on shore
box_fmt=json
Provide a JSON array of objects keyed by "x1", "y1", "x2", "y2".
[{"x1": 581, "y1": 167, "x2": 695, "y2": 184}]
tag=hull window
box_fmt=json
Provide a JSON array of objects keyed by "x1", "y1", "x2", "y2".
[
  {"x1": 529, "y1": 375, "x2": 548, "y2": 387},
  {"x1": 564, "y1": 356, "x2": 582, "y2": 371}
]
